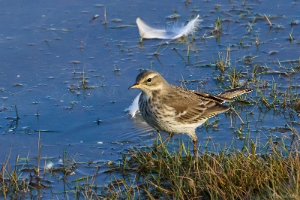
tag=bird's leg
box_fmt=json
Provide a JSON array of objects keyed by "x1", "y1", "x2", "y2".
[
  {"x1": 157, "y1": 132, "x2": 173, "y2": 149},
  {"x1": 193, "y1": 139, "x2": 198, "y2": 156}
]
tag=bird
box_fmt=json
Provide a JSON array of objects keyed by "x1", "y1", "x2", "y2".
[{"x1": 129, "y1": 70, "x2": 252, "y2": 154}]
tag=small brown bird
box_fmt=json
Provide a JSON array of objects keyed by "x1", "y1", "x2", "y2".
[{"x1": 129, "y1": 70, "x2": 252, "y2": 154}]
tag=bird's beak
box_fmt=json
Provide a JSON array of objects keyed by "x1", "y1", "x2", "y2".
[{"x1": 128, "y1": 83, "x2": 140, "y2": 90}]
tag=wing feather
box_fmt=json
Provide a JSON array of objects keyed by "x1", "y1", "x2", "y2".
[{"x1": 161, "y1": 86, "x2": 229, "y2": 123}]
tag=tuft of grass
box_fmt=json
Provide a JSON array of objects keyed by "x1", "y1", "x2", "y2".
[
  {"x1": 99, "y1": 134, "x2": 300, "y2": 199},
  {"x1": 69, "y1": 69, "x2": 99, "y2": 92},
  {"x1": 1, "y1": 127, "x2": 299, "y2": 199},
  {"x1": 0, "y1": 153, "x2": 30, "y2": 199},
  {"x1": 213, "y1": 16, "x2": 222, "y2": 33},
  {"x1": 211, "y1": 47, "x2": 231, "y2": 73}
]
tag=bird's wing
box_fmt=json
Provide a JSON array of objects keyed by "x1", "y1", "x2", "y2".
[
  {"x1": 193, "y1": 90, "x2": 232, "y2": 103},
  {"x1": 174, "y1": 101, "x2": 229, "y2": 123},
  {"x1": 162, "y1": 87, "x2": 229, "y2": 123}
]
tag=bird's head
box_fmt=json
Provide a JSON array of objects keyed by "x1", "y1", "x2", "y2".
[{"x1": 129, "y1": 70, "x2": 169, "y2": 96}]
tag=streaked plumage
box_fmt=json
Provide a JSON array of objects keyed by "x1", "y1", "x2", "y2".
[{"x1": 129, "y1": 70, "x2": 252, "y2": 154}]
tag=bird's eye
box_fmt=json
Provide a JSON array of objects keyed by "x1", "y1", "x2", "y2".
[{"x1": 147, "y1": 78, "x2": 152, "y2": 82}]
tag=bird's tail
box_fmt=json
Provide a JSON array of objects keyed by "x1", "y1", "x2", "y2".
[{"x1": 217, "y1": 87, "x2": 252, "y2": 101}]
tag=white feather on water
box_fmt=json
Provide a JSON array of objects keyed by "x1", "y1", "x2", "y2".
[
  {"x1": 125, "y1": 93, "x2": 141, "y2": 118},
  {"x1": 136, "y1": 15, "x2": 201, "y2": 40}
]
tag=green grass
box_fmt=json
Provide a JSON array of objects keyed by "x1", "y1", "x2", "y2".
[
  {"x1": 98, "y1": 134, "x2": 300, "y2": 199},
  {"x1": 2, "y1": 132, "x2": 299, "y2": 199}
]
